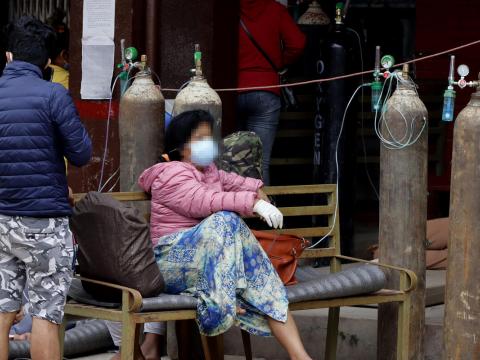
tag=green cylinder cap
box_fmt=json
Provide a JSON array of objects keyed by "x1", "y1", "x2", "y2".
[
  {"x1": 125, "y1": 47, "x2": 138, "y2": 62},
  {"x1": 194, "y1": 51, "x2": 202, "y2": 63},
  {"x1": 336, "y1": 2, "x2": 345, "y2": 10}
]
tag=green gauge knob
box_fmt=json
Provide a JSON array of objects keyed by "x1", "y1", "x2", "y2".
[
  {"x1": 125, "y1": 47, "x2": 138, "y2": 62},
  {"x1": 381, "y1": 55, "x2": 395, "y2": 70},
  {"x1": 194, "y1": 51, "x2": 202, "y2": 64}
]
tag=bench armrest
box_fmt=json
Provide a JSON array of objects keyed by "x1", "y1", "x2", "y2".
[
  {"x1": 334, "y1": 255, "x2": 418, "y2": 293},
  {"x1": 76, "y1": 276, "x2": 143, "y2": 312}
]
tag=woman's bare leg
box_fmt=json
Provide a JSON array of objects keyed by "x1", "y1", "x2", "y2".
[{"x1": 268, "y1": 311, "x2": 312, "y2": 360}]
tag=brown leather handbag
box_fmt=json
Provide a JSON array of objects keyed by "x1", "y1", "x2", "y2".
[{"x1": 252, "y1": 230, "x2": 309, "y2": 286}]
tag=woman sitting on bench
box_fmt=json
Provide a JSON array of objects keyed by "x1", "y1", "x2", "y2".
[{"x1": 138, "y1": 110, "x2": 312, "y2": 360}]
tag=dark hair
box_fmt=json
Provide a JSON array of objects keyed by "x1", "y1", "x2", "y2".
[
  {"x1": 5, "y1": 16, "x2": 56, "y2": 69},
  {"x1": 46, "y1": 8, "x2": 67, "y2": 31},
  {"x1": 163, "y1": 110, "x2": 214, "y2": 161},
  {"x1": 51, "y1": 29, "x2": 69, "y2": 61}
]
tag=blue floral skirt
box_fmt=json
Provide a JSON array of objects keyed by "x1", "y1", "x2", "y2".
[{"x1": 153, "y1": 211, "x2": 288, "y2": 337}]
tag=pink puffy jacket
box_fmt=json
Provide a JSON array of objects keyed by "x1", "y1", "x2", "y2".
[{"x1": 138, "y1": 161, "x2": 263, "y2": 244}]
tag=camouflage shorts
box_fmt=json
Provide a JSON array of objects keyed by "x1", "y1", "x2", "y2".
[
  {"x1": 0, "y1": 215, "x2": 73, "y2": 324},
  {"x1": 216, "y1": 131, "x2": 263, "y2": 180}
]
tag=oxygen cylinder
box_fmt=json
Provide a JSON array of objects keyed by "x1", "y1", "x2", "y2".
[
  {"x1": 173, "y1": 78, "x2": 222, "y2": 139},
  {"x1": 444, "y1": 75, "x2": 480, "y2": 358},
  {"x1": 302, "y1": 0, "x2": 329, "y2": 183},
  {"x1": 319, "y1": 2, "x2": 356, "y2": 255},
  {"x1": 322, "y1": 3, "x2": 353, "y2": 185},
  {"x1": 378, "y1": 67, "x2": 428, "y2": 360},
  {"x1": 173, "y1": 45, "x2": 222, "y2": 141},
  {"x1": 298, "y1": 0, "x2": 330, "y2": 77},
  {"x1": 119, "y1": 55, "x2": 165, "y2": 192}
]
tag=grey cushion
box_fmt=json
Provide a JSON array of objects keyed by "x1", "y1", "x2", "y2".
[
  {"x1": 68, "y1": 278, "x2": 197, "y2": 312},
  {"x1": 9, "y1": 320, "x2": 113, "y2": 358},
  {"x1": 69, "y1": 279, "x2": 120, "y2": 309},
  {"x1": 295, "y1": 265, "x2": 327, "y2": 282},
  {"x1": 68, "y1": 265, "x2": 386, "y2": 312},
  {"x1": 287, "y1": 265, "x2": 387, "y2": 304},
  {"x1": 141, "y1": 294, "x2": 197, "y2": 312}
]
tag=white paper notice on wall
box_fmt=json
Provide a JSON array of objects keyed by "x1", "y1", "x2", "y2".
[
  {"x1": 83, "y1": 0, "x2": 115, "y2": 39},
  {"x1": 81, "y1": 38, "x2": 115, "y2": 100},
  {"x1": 80, "y1": 0, "x2": 116, "y2": 100}
]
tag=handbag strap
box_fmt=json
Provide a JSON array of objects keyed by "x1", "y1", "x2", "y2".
[{"x1": 240, "y1": 19, "x2": 280, "y2": 74}]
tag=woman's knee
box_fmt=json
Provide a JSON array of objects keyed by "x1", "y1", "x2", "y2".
[
  {"x1": 210, "y1": 211, "x2": 241, "y2": 223},
  {"x1": 205, "y1": 212, "x2": 246, "y2": 235}
]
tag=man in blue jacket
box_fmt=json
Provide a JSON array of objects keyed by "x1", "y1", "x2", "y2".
[{"x1": 0, "y1": 17, "x2": 92, "y2": 360}]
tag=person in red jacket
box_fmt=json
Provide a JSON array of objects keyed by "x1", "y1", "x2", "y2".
[{"x1": 238, "y1": 0, "x2": 306, "y2": 185}]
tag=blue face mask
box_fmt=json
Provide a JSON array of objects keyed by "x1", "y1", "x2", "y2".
[{"x1": 190, "y1": 138, "x2": 219, "y2": 167}]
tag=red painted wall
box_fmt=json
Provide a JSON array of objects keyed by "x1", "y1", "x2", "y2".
[
  {"x1": 67, "y1": 101, "x2": 120, "y2": 192},
  {"x1": 416, "y1": 0, "x2": 480, "y2": 194}
]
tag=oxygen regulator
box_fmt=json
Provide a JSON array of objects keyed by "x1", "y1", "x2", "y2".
[
  {"x1": 371, "y1": 46, "x2": 396, "y2": 112},
  {"x1": 117, "y1": 39, "x2": 139, "y2": 95},
  {"x1": 442, "y1": 55, "x2": 479, "y2": 122}
]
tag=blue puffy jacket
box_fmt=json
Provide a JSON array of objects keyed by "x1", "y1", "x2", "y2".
[{"x1": 0, "y1": 61, "x2": 92, "y2": 217}]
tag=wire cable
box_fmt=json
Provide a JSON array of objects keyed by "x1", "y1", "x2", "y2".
[
  {"x1": 307, "y1": 83, "x2": 371, "y2": 249},
  {"x1": 97, "y1": 71, "x2": 145, "y2": 192},
  {"x1": 106, "y1": 177, "x2": 120, "y2": 193},
  {"x1": 159, "y1": 39, "x2": 480, "y2": 93},
  {"x1": 150, "y1": 68, "x2": 162, "y2": 88},
  {"x1": 98, "y1": 168, "x2": 120, "y2": 192},
  {"x1": 97, "y1": 73, "x2": 122, "y2": 191},
  {"x1": 373, "y1": 72, "x2": 427, "y2": 150},
  {"x1": 347, "y1": 27, "x2": 380, "y2": 199}
]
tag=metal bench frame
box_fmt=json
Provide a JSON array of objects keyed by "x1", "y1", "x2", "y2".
[{"x1": 61, "y1": 184, "x2": 417, "y2": 360}]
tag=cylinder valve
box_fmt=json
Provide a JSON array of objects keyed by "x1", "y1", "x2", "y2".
[
  {"x1": 173, "y1": 44, "x2": 222, "y2": 141},
  {"x1": 371, "y1": 46, "x2": 395, "y2": 112},
  {"x1": 442, "y1": 55, "x2": 479, "y2": 122}
]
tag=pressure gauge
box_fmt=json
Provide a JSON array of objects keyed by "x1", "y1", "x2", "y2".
[
  {"x1": 457, "y1": 64, "x2": 470, "y2": 78},
  {"x1": 124, "y1": 47, "x2": 138, "y2": 62},
  {"x1": 381, "y1": 55, "x2": 395, "y2": 70}
]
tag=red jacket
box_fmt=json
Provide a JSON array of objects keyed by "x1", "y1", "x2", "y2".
[{"x1": 238, "y1": 0, "x2": 306, "y2": 95}]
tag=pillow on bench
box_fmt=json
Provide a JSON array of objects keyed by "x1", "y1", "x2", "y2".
[{"x1": 70, "y1": 192, "x2": 164, "y2": 301}]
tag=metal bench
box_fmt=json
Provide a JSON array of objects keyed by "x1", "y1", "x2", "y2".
[{"x1": 61, "y1": 184, "x2": 417, "y2": 360}]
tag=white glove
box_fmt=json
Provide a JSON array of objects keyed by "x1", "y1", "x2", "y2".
[{"x1": 253, "y1": 200, "x2": 283, "y2": 229}]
